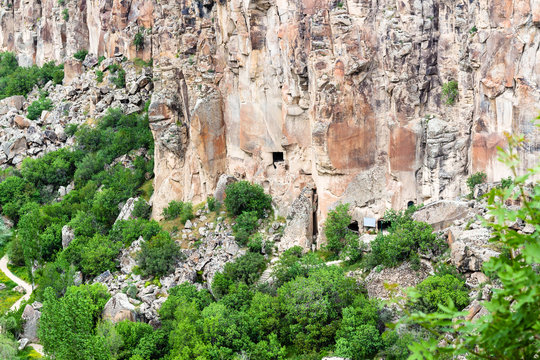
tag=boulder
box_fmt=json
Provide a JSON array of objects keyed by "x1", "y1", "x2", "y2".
[
  {"x1": 94, "y1": 270, "x2": 113, "y2": 284},
  {"x1": 115, "y1": 197, "x2": 139, "y2": 222},
  {"x1": 119, "y1": 237, "x2": 143, "y2": 274},
  {"x1": 0, "y1": 95, "x2": 25, "y2": 112},
  {"x1": 412, "y1": 200, "x2": 476, "y2": 231},
  {"x1": 102, "y1": 293, "x2": 136, "y2": 323},
  {"x1": 450, "y1": 228, "x2": 499, "y2": 272},
  {"x1": 18, "y1": 338, "x2": 29, "y2": 351},
  {"x1": 214, "y1": 174, "x2": 236, "y2": 202},
  {"x1": 61, "y1": 225, "x2": 75, "y2": 248},
  {"x1": 13, "y1": 115, "x2": 31, "y2": 129},
  {"x1": 21, "y1": 304, "x2": 41, "y2": 342},
  {"x1": 83, "y1": 54, "x2": 99, "y2": 68},
  {"x1": 63, "y1": 59, "x2": 84, "y2": 85},
  {"x1": 278, "y1": 187, "x2": 314, "y2": 253},
  {"x1": 364, "y1": 261, "x2": 431, "y2": 300}
]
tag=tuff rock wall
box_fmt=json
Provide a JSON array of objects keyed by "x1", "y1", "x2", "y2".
[{"x1": 1, "y1": 0, "x2": 539, "y2": 239}]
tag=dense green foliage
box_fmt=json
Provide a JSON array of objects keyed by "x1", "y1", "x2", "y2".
[
  {"x1": 108, "y1": 64, "x2": 126, "y2": 88},
  {"x1": 27, "y1": 94, "x2": 53, "y2": 120},
  {"x1": 365, "y1": 207, "x2": 446, "y2": 269},
  {"x1": 405, "y1": 131, "x2": 540, "y2": 359},
  {"x1": 207, "y1": 195, "x2": 220, "y2": 212},
  {"x1": 466, "y1": 171, "x2": 487, "y2": 195},
  {"x1": 232, "y1": 210, "x2": 259, "y2": 245},
  {"x1": 39, "y1": 284, "x2": 111, "y2": 360},
  {"x1": 137, "y1": 232, "x2": 182, "y2": 277},
  {"x1": 161, "y1": 200, "x2": 193, "y2": 223},
  {"x1": 409, "y1": 274, "x2": 469, "y2": 313},
  {"x1": 0, "y1": 107, "x2": 153, "y2": 283},
  {"x1": 442, "y1": 80, "x2": 458, "y2": 105},
  {"x1": 324, "y1": 203, "x2": 361, "y2": 261},
  {"x1": 96, "y1": 70, "x2": 104, "y2": 83},
  {"x1": 133, "y1": 31, "x2": 145, "y2": 51},
  {"x1": 224, "y1": 181, "x2": 272, "y2": 217},
  {"x1": 73, "y1": 49, "x2": 89, "y2": 61},
  {"x1": 0, "y1": 52, "x2": 63, "y2": 100},
  {"x1": 132, "y1": 198, "x2": 151, "y2": 219}
]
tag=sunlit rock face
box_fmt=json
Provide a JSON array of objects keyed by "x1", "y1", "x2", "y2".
[{"x1": 2, "y1": 0, "x2": 539, "y2": 241}]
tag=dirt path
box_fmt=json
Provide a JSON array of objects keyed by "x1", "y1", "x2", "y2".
[
  {"x1": 0, "y1": 255, "x2": 44, "y2": 356},
  {"x1": 0, "y1": 255, "x2": 32, "y2": 311}
]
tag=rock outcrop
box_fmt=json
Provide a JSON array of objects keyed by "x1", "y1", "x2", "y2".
[
  {"x1": 21, "y1": 302, "x2": 41, "y2": 343},
  {"x1": 102, "y1": 293, "x2": 136, "y2": 323},
  {"x1": 1, "y1": 0, "x2": 539, "y2": 246}
]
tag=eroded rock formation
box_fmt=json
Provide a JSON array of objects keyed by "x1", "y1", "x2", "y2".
[{"x1": 2, "y1": 0, "x2": 539, "y2": 240}]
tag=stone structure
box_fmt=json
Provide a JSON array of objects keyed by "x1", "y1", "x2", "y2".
[{"x1": 1, "y1": 0, "x2": 539, "y2": 238}]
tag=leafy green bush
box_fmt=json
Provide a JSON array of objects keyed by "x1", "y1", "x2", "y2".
[
  {"x1": 64, "y1": 123, "x2": 78, "y2": 136},
  {"x1": 207, "y1": 196, "x2": 220, "y2": 212},
  {"x1": 0, "y1": 52, "x2": 63, "y2": 99},
  {"x1": 137, "y1": 232, "x2": 182, "y2": 277},
  {"x1": 224, "y1": 181, "x2": 272, "y2": 217},
  {"x1": 133, "y1": 30, "x2": 145, "y2": 51},
  {"x1": 27, "y1": 95, "x2": 53, "y2": 120},
  {"x1": 79, "y1": 234, "x2": 122, "y2": 277},
  {"x1": 409, "y1": 274, "x2": 469, "y2": 313},
  {"x1": 278, "y1": 266, "x2": 361, "y2": 352},
  {"x1": 73, "y1": 49, "x2": 88, "y2": 61},
  {"x1": 161, "y1": 200, "x2": 193, "y2": 224},
  {"x1": 271, "y1": 246, "x2": 323, "y2": 287},
  {"x1": 95, "y1": 70, "x2": 103, "y2": 83},
  {"x1": 108, "y1": 64, "x2": 126, "y2": 88},
  {"x1": 466, "y1": 171, "x2": 487, "y2": 194},
  {"x1": 211, "y1": 252, "x2": 266, "y2": 298},
  {"x1": 132, "y1": 198, "x2": 151, "y2": 219},
  {"x1": 324, "y1": 203, "x2": 359, "y2": 259},
  {"x1": 499, "y1": 176, "x2": 513, "y2": 189},
  {"x1": 442, "y1": 80, "x2": 458, "y2": 105},
  {"x1": 247, "y1": 233, "x2": 263, "y2": 253},
  {"x1": 62, "y1": 8, "x2": 69, "y2": 20},
  {"x1": 109, "y1": 218, "x2": 161, "y2": 245},
  {"x1": 365, "y1": 209, "x2": 446, "y2": 269},
  {"x1": 39, "y1": 284, "x2": 110, "y2": 360},
  {"x1": 232, "y1": 210, "x2": 259, "y2": 245}
]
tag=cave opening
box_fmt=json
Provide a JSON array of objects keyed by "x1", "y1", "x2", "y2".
[
  {"x1": 377, "y1": 218, "x2": 390, "y2": 232},
  {"x1": 312, "y1": 187, "x2": 318, "y2": 237},
  {"x1": 348, "y1": 220, "x2": 359, "y2": 233},
  {"x1": 272, "y1": 152, "x2": 284, "y2": 169},
  {"x1": 407, "y1": 201, "x2": 415, "y2": 208}
]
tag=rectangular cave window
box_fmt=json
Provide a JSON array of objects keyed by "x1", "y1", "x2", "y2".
[
  {"x1": 272, "y1": 152, "x2": 284, "y2": 169},
  {"x1": 272, "y1": 152, "x2": 284, "y2": 163}
]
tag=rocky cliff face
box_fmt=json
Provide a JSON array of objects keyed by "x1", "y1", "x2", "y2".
[{"x1": 2, "y1": 0, "x2": 539, "y2": 240}]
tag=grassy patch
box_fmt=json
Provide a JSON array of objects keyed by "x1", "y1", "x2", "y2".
[
  {"x1": 18, "y1": 346, "x2": 43, "y2": 359},
  {"x1": 139, "y1": 179, "x2": 153, "y2": 201},
  {"x1": 7, "y1": 263, "x2": 31, "y2": 283},
  {"x1": 0, "y1": 268, "x2": 23, "y2": 314}
]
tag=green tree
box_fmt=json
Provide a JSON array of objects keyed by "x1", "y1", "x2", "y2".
[
  {"x1": 224, "y1": 181, "x2": 272, "y2": 217},
  {"x1": 137, "y1": 232, "x2": 182, "y2": 277},
  {"x1": 324, "y1": 203, "x2": 358, "y2": 257},
  {"x1": 409, "y1": 274, "x2": 469, "y2": 314},
  {"x1": 39, "y1": 285, "x2": 111, "y2": 360},
  {"x1": 278, "y1": 266, "x2": 361, "y2": 352},
  {"x1": 466, "y1": 171, "x2": 487, "y2": 196},
  {"x1": 80, "y1": 234, "x2": 122, "y2": 277}
]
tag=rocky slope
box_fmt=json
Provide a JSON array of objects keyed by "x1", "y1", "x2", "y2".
[
  {"x1": 0, "y1": 55, "x2": 152, "y2": 167},
  {"x1": 1, "y1": 0, "x2": 539, "y2": 248}
]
